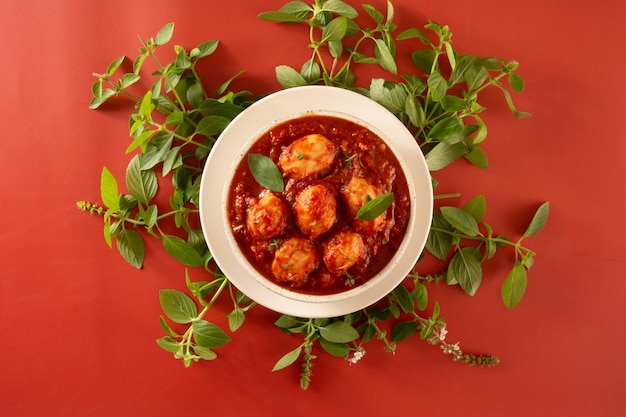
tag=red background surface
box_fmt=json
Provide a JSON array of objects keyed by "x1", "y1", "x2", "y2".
[{"x1": 1, "y1": 0, "x2": 624, "y2": 416}]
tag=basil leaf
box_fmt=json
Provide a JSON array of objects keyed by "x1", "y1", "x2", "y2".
[
  {"x1": 426, "y1": 211, "x2": 453, "y2": 260},
  {"x1": 258, "y1": 11, "x2": 308, "y2": 23},
  {"x1": 301, "y1": 58, "x2": 321, "y2": 83},
  {"x1": 227, "y1": 308, "x2": 245, "y2": 332},
  {"x1": 463, "y1": 195, "x2": 486, "y2": 223},
  {"x1": 193, "y1": 345, "x2": 218, "y2": 361},
  {"x1": 440, "y1": 206, "x2": 480, "y2": 237},
  {"x1": 448, "y1": 247, "x2": 483, "y2": 296},
  {"x1": 321, "y1": 16, "x2": 348, "y2": 43},
  {"x1": 159, "y1": 289, "x2": 197, "y2": 324},
  {"x1": 464, "y1": 144, "x2": 489, "y2": 168},
  {"x1": 321, "y1": 0, "x2": 358, "y2": 18},
  {"x1": 192, "y1": 319, "x2": 231, "y2": 349},
  {"x1": 355, "y1": 192, "x2": 394, "y2": 220},
  {"x1": 374, "y1": 38, "x2": 397, "y2": 74},
  {"x1": 319, "y1": 339, "x2": 350, "y2": 357},
  {"x1": 248, "y1": 153, "x2": 284, "y2": 192},
  {"x1": 412, "y1": 282, "x2": 428, "y2": 311},
  {"x1": 508, "y1": 72, "x2": 525, "y2": 93},
  {"x1": 390, "y1": 321, "x2": 418, "y2": 343},
  {"x1": 522, "y1": 202, "x2": 550, "y2": 238},
  {"x1": 501, "y1": 261, "x2": 528, "y2": 308},
  {"x1": 155, "y1": 22, "x2": 174, "y2": 46},
  {"x1": 116, "y1": 228, "x2": 145, "y2": 269},
  {"x1": 162, "y1": 235, "x2": 205, "y2": 267},
  {"x1": 100, "y1": 167, "x2": 119, "y2": 210},
  {"x1": 190, "y1": 39, "x2": 219, "y2": 59},
  {"x1": 319, "y1": 321, "x2": 359, "y2": 343},
  {"x1": 427, "y1": 71, "x2": 448, "y2": 102},
  {"x1": 272, "y1": 345, "x2": 302, "y2": 372},
  {"x1": 425, "y1": 142, "x2": 466, "y2": 171},
  {"x1": 392, "y1": 284, "x2": 414, "y2": 313},
  {"x1": 156, "y1": 336, "x2": 181, "y2": 353},
  {"x1": 427, "y1": 115, "x2": 464, "y2": 142},
  {"x1": 126, "y1": 155, "x2": 158, "y2": 205},
  {"x1": 106, "y1": 55, "x2": 125, "y2": 76},
  {"x1": 411, "y1": 49, "x2": 436, "y2": 72},
  {"x1": 275, "y1": 65, "x2": 308, "y2": 88}
]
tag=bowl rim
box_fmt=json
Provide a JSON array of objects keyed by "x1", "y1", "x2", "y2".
[{"x1": 199, "y1": 85, "x2": 433, "y2": 318}]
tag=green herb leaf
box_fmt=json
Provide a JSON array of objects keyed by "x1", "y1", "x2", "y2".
[
  {"x1": 328, "y1": 40, "x2": 344, "y2": 59},
  {"x1": 162, "y1": 235, "x2": 205, "y2": 267},
  {"x1": 186, "y1": 81, "x2": 204, "y2": 108},
  {"x1": 275, "y1": 315, "x2": 300, "y2": 330},
  {"x1": 465, "y1": 65, "x2": 489, "y2": 91},
  {"x1": 319, "y1": 321, "x2": 359, "y2": 343},
  {"x1": 258, "y1": 11, "x2": 307, "y2": 23},
  {"x1": 427, "y1": 72, "x2": 448, "y2": 102},
  {"x1": 392, "y1": 284, "x2": 414, "y2": 313},
  {"x1": 248, "y1": 153, "x2": 284, "y2": 192},
  {"x1": 448, "y1": 247, "x2": 483, "y2": 296},
  {"x1": 106, "y1": 56, "x2": 125, "y2": 76},
  {"x1": 464, "y1": 144, "x2": 489, "y2": 168},
  {"x1": 227, "y1": 307, "x2": 245, "y2": 332},
  {"x1": 470, "y1": 115, "x2": 488, "y2": 144},
  {"x1": 155, "y1": 22, "x2": 175, "y2": 46},
  {"x1": 100, "y1": 167, "x2": 119, "y2": 210},
  {"x1": 443, "y1": 41, "x2": 456, "y2": 70},
  {"x1": 427, "y1": 115, "x2": 463, "y2": 142},
  {"x1": 463, "y1": 195, "x2": 486, "y2": 223},
  {"x1": 118, "y1": 73, "x2": 140, "y2": 90},
  {"x1": 275, "y1": 65, "x2": 309, "y2": 88},
  {"x1": 398, "y1": 27, "x2": 431, "y2": 44},
  {"x1": 501, "y1": 261, "x2": 528, "y2": 308},
  {"x1": 116, "y1": 228, "x2": 145, "y2": 269},
  {"x1": 159, "y1": 315, "x2": 180, "y2": 337},
  {"x1": 140, "y1": 131, "x2": 174, "y2": 170},
  {"x1": 374, "y1": 38, "x2": 397, "y2": 74},
  {"x1": 156, "y1": 336, "x2": 181, "y2": 353},
  {"x1": 522, "y1": 202, "x2": 550, "y2": 238},
  {"x1": 450, "y1": 54, "x2": 476, "y2": 84},
  {"x1": 190, "y1": 39, "x2": 219, "y2": 59},
  {"x1": 441, "y1": 96, "x2": 466, "y2": 112},
  {"x1": 280, "y1": 0, "x2": 313, "y2": 15},
  {"x1": 426, "y1": 211, "x2": 453, "y2": 260},
  {"x1": 322, "y1": 16, "x2": 348, "y2": 43},
  {"x1": 411, "y1": 49, "x2": 436, "y2": 72},
  {"x1": 126, "y1": 155, "x2": 158, "y2": 205},
  {"x1": 362, "y1": 3, "x2": 384, "y2": 23},
  {"x1": 193, "y1": 345, "x2": 218, "y2": 361},
  {"x1": 390, "y1": 321, "x2": 418, "y2": 342},
  {"x1": 425, "y1": 142, "x2": 466, "y2": 171},
  {"x1": 195, "y1": 115, "x2": 231, "y2": 137},
  {"x1": 412, "y1": 282, "x2": 428, "y2": 311},
  {"x1": 192, "y1": 319, "x2": 231, "y2": 348},
  {"x1": 441, "y1": 206, "x2": 480, "y2": 237},
  {"x1": 321, "y1": 0, "x2": 358, "y2": 18},
  {"x1": 272, "y1": 345, "x2": 302, "y2": 371},
  {"x1": 319, "y1": 339, "x2": 349, "y2": 357},
  {"x1": 301, "y1": 59, "x2": 321, "y2": 83},
  {"x1": 142, "y1": 204, "x2": 158, "y2": 228},
  {"x1": 369, "y1": 79, "x2": 407, "y2": 114},
  {"x1": 159, "y1": 289, "x2": 197, "y2": 324},
  {"x1": 508, "y1": 72, "x2": 525, "y2": 93},
  {"x1": 355, "y1": 193, "x2": 393, "y2": 220}
]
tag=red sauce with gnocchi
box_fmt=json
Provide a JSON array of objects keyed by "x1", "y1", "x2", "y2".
[{"x1": 228, "y1": 115, "x2": 411, "y2": 295}]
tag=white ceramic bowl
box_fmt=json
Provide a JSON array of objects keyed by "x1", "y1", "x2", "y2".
[{"x1": 199, "y1": 86, "x2": 432, "y2": 318}]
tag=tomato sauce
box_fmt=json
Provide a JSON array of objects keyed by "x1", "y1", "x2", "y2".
[{"x1": 227, "y1": 114, "x2": 411, "y2": 295}]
